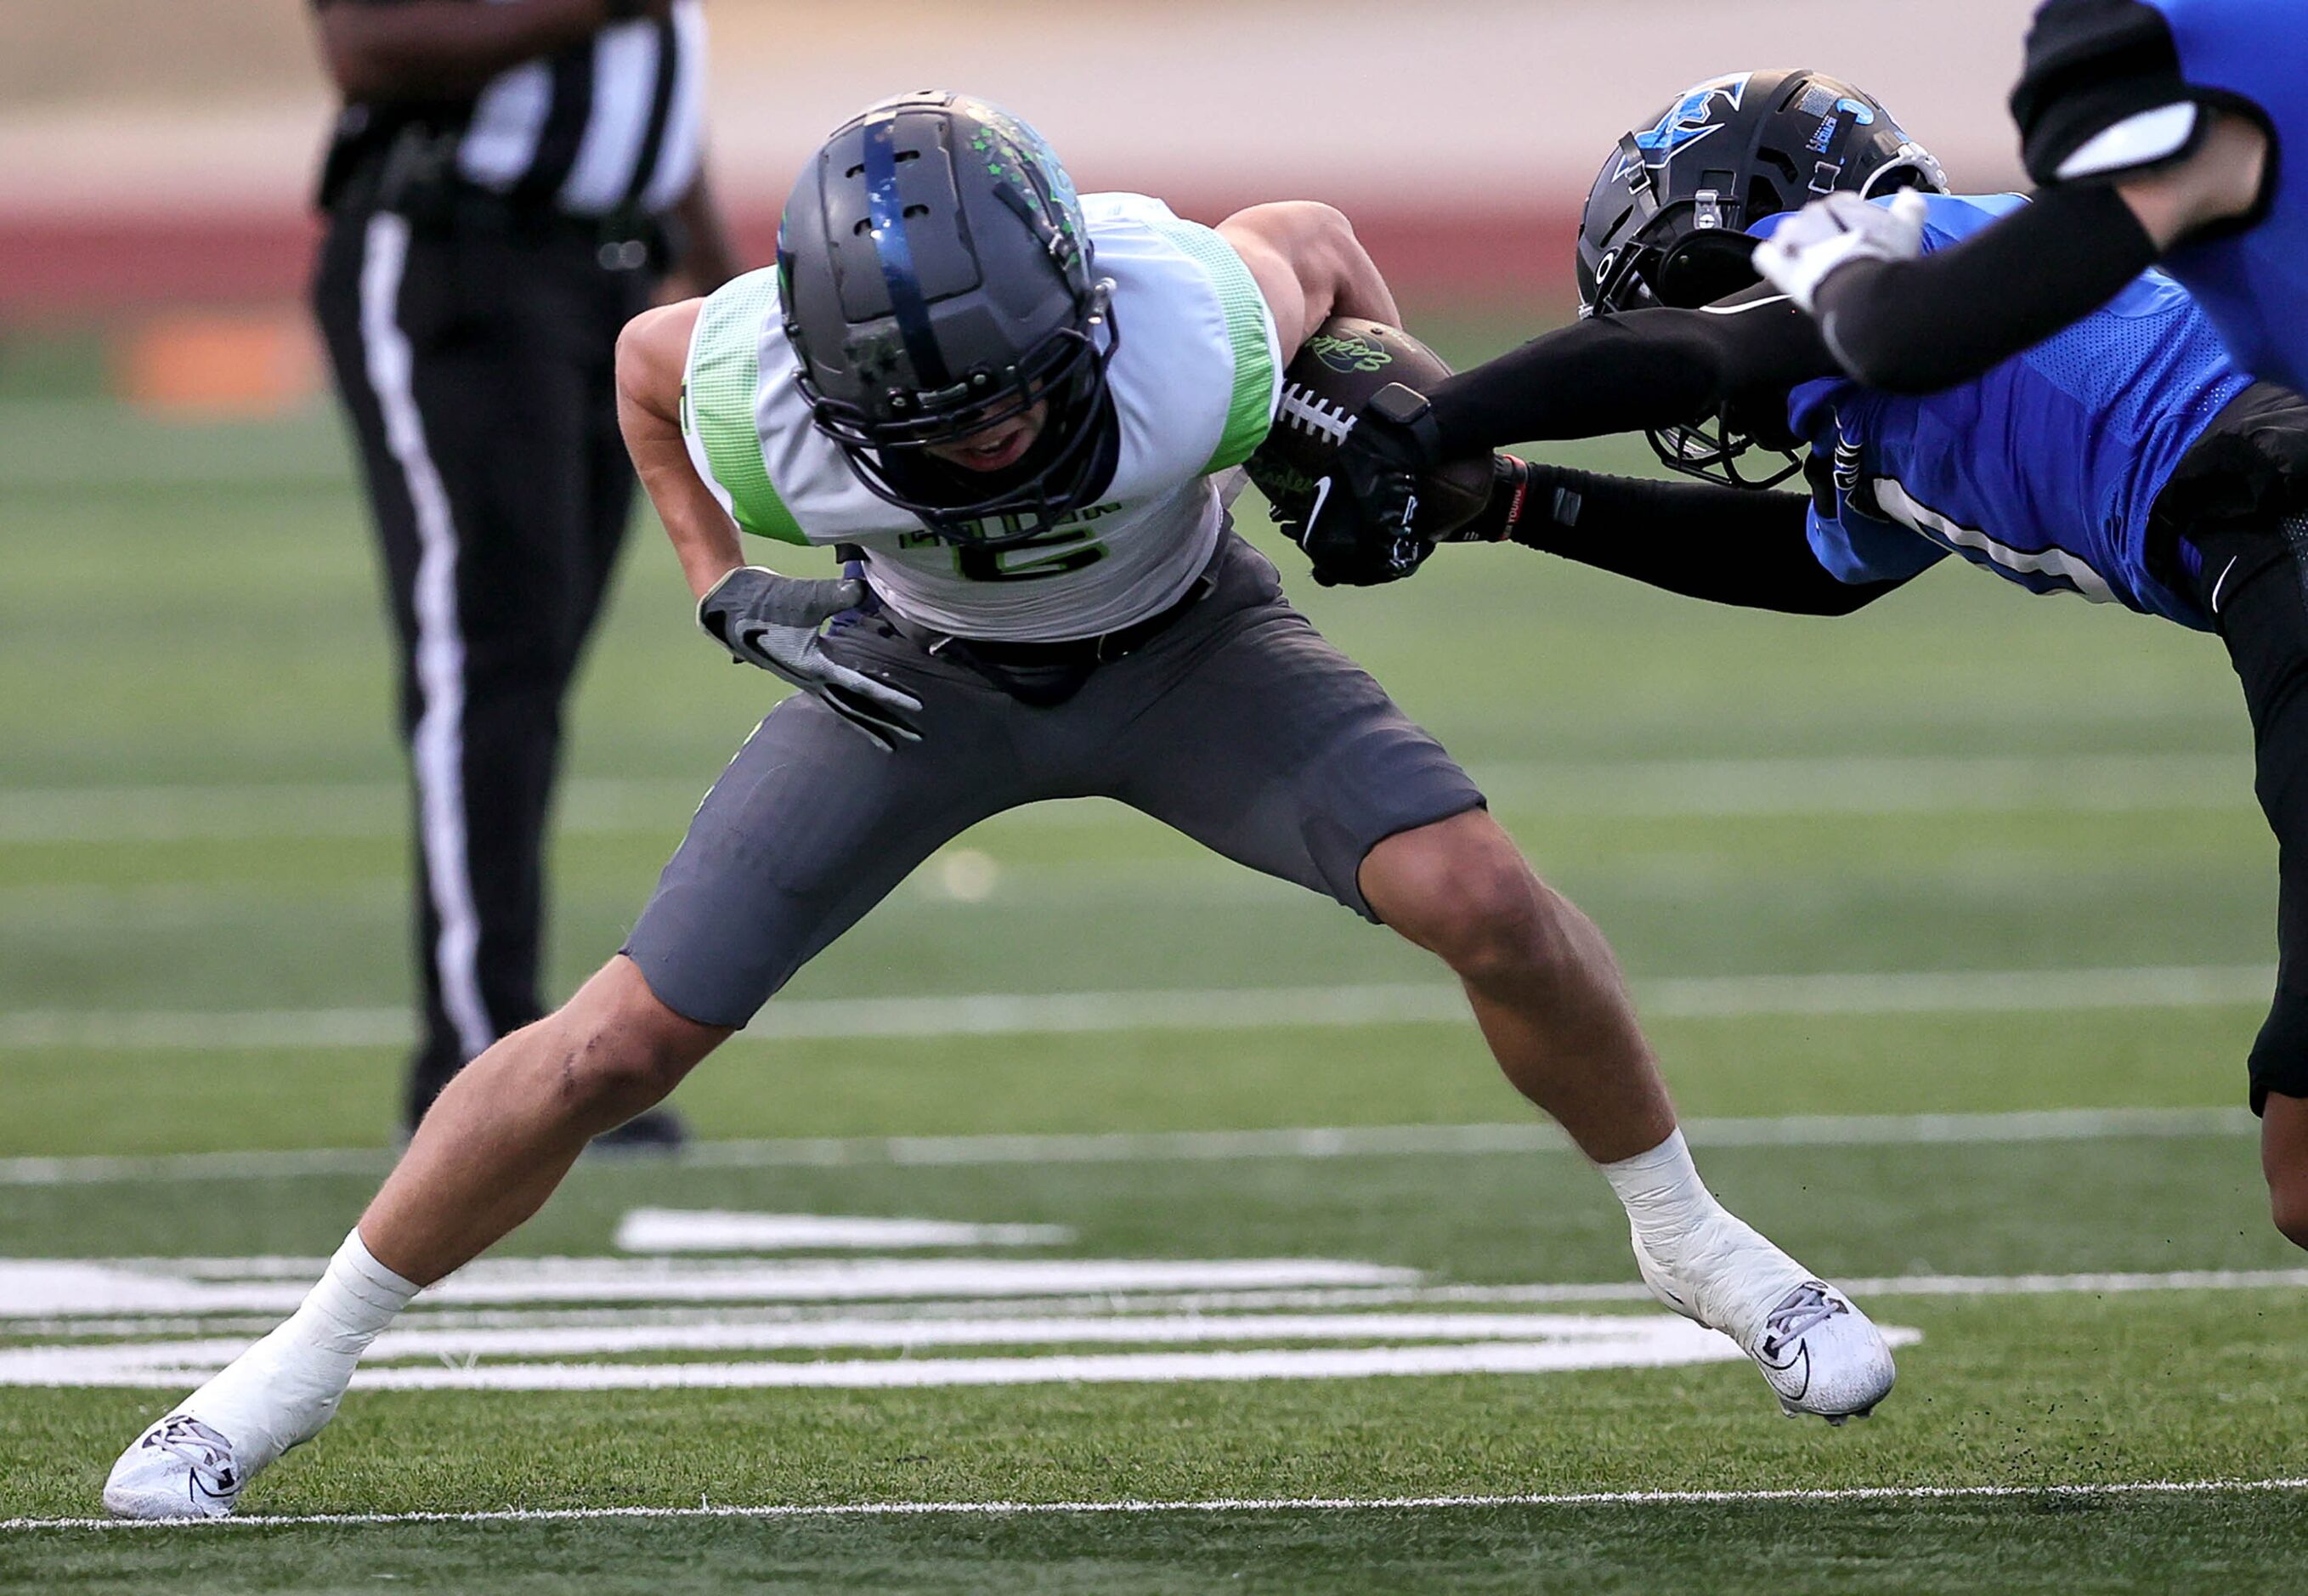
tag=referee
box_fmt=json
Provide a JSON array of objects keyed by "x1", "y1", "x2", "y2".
[{"x1": 308, "y1": 0, "x2": 738, "y2": 1147}]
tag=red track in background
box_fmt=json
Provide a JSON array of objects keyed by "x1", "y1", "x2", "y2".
[{"x1": 0, "y1": 203, "x2": 1579, "y2": 320}]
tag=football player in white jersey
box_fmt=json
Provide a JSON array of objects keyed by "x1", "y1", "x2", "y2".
[{"x1": 105, "y1": 93, "x2": 1894, "y2": 1520}]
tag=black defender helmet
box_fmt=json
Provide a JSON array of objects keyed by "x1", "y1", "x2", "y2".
[
  {"x1": 1575, "y1": 69, "x2": 1948, "y2": 487},
  {"x1": 781, "y1": 92, "x2": 1120, "y2": 545}
]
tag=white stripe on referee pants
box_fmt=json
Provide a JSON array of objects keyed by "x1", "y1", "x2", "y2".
[{"x1": 356, "y1": 212, "x2": 496, "y2": 1061}]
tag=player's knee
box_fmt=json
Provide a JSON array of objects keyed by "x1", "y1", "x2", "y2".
[
  {"x1": 540, "y1": 971, "x2": 716, "y2": 1126},
  {"x1": 1370, "y1": 817, "x2": 1558, "y2": 983}
]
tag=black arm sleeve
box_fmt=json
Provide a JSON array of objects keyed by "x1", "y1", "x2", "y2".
[
  {"x1": 1423, "y1": 288, "x2": 1839, "y2": 456},
  {"x1": 1810, "y1": 183, "x2": 2160, "y2": 395},
  {"x1": 1508, "y1": 464, "x2": 1905, "y2": 616}
]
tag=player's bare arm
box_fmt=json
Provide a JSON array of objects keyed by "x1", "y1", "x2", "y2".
[
  {"x1": 1216, "y1": 202, "x2": 1400, "y2": 356},
  {"x1": 616, "y1": 299, "x2": 925, "y2": 750},
  {"x1": 2116, "y1": 108, "x2": 2271, "y2": 246},
  {"x1": 313, "y1": 0, "x2": 665, "y2": 101},
  {"x1": 615, "y1": 300, "x2": 739, "y2": 601}
]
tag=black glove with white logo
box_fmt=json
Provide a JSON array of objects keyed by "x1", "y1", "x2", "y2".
[
  {"x1": 1295, "y1": 382, "x2": 1446, "y2": 586},
  {"x1": 697, "y1": 567, "x2": 925, "y2": 751}
]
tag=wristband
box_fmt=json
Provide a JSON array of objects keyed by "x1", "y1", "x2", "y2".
[
  {"x1": 1454, "y1": 455, "x2": 1536, "y2": 544},
  {"x1": 1365, "y1": 382, "x2": 1446, "y2": 467},
  {"x1": 1494, "y1": 455, "x2": 1531, "y2": 541}
]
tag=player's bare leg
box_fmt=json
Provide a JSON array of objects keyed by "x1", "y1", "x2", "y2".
[
  {"x1": 1360, "y1": 808, "x2": 1896, "y2": 1422},
  {"x1": 2262, "y1": 1093, "x2": 2308, "y2": 1250},
  {"x1": 361, "y1": 957, "x2": 730, "y2": 1282},
  {"x1": 105, "y1": 958, "x2": 726, "y2": 1519}
]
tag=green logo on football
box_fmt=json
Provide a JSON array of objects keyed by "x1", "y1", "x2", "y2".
[{"x1": 1307, "y1": 333, "x2": 1394, "y2": 375}]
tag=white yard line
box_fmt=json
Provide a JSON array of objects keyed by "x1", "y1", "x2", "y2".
[
  {"x1": 0, "y1": 964, "x2": 2276, "y2": 1054},
  {"x1": 0, "y1": 1106, "x2": 2256, "y2": 1187},
  {"x1": 612, "y1": 1209, "x2": 1072, "y2": 1253},
  {"x1": 2, "y1": 1311, "x2": 1751, "y2": 1372},
  {"x1": 20, "y1": 1259, "x2": 2305, "y2": 1338},
  {"x1": 4, "y1": 1265, "x2": 2302, "y2": 1336},
  {"x1": 2, "y1": 1322, "x2": 1792, "y2": 1392},
  {"x1": 0, "y1": 752, "x2": 2254, "y2": 844},
  {"x1": 7, "y1": 1476, "x2": 2305, "y2": 1532},
  {"x1": 0, "y1": 1258, "x2": 1416, "y2": 1319}
]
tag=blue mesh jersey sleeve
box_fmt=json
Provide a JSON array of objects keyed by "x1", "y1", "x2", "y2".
[
  {"x1": 2145, "y1": 0, "x2": 2308, "y2": 393},
  {"x1": 1779, "y1": 192, "x2": 2251, "y2": 629}
]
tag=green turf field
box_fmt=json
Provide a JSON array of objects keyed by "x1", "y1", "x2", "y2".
[{"x1": 3, "y1": 358, "x2": 2305, "y2": 1591}]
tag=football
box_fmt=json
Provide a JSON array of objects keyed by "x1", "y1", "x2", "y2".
[{"x1": 1244, "y1": 316, "x2": 1495, "y2": 536}]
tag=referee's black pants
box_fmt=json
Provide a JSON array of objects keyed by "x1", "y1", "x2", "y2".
[{"x1": 312, "y1": 201, "x2": 652, "y2": 1125}]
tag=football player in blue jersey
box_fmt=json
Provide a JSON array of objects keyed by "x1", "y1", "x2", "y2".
[
  {"x1": 1300, "y1": 67, "x2": 2308, "y2": 1253},
  {"x1": 1753, "y1": 1, "x2": 2302, "y2": 398}
]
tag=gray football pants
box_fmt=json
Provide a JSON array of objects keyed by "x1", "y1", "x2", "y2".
[{"x1": 625, "y1": 532, "x2": 1485, "y2": 1027}]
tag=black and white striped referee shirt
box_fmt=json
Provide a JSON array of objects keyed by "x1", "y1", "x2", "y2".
[{"x1": 318, "y1": 0, "x2": 706, "y2": 218}]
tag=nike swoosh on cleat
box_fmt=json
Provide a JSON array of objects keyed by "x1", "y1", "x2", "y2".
[{"x1": 1764, "y1": 1341, "x2": 1811, "y2": 1400}]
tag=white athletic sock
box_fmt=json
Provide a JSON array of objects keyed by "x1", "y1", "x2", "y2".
[
  {"x1": 284, "y1": 1229, "x2": 421, "y2": 1356},
  {"x1": 1599, "y1": 1129, "x2": 1723, "y2": 1252},
  {"x1": 1601, "y1": 1129, "x2": 1806, "y2": 1338},
  {"x1": 178, "y1": 1229, "x2": 417, "y2": 1467}
]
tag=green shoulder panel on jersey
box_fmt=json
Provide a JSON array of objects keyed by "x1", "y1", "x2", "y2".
[
  {"x1": 685, "y1": 270, "x2": 808, "y2": 547},
  {"x1": 1143, "y1": 215, "x2": 1280, "y2": 474}
]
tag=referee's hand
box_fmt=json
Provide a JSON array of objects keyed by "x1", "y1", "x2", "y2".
[{"x1": 697, "y1": 568, "x2": 925, "y2": 752}]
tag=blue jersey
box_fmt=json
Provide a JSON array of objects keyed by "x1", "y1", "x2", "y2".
[
  {"x1": 1784, "y1": 193, "x2": 2250, "y2": 630},
  {"x1": 2147, "y1": 0, "x2": 2308, "y2": 393}
]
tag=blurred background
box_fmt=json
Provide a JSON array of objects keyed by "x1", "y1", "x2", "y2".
[
  {"x1": 0, "y1": 0, "x2": 2035, "y2": 412},
  {"x1": 0, "y1": 1, "x2": 2266, "y2": 1157}
]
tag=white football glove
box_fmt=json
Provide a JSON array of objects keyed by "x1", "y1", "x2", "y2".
[
  {"x1": 697, "y1": 567, "x2": 924, "y2": 751},
  {"x1": 1752, "y1": 190, "x2": 1930, "y2": 313}
]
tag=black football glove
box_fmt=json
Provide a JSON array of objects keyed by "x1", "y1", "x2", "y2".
[
  {"x1": 1292, "y1": 494, "x2": 1434, "y2": 586},
  {"x1": 698, "y1": 567, "x2": 925, "y2": 751},
  {"x1": 1292, "y1": 382, "x2": 1448, "y2": 586}
]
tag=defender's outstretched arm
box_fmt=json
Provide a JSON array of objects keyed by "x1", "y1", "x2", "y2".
[
  {"x1": 1422, "y1": 289, "x2": 1838, "y2": 456},
  {"x1": 1496, "y1": 467, "x2": 1905, "y2": 616}
]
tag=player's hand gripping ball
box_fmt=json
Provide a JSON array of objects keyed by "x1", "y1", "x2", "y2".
[{"x1": 1245, "y1": 319, "x2": 1492, "y2": 586}]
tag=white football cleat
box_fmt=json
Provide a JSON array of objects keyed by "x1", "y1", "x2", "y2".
[
  {"x1": 104, "y1": 1415, "x2": 250, "y2": 1520},
  {"x1": 1632, "y1": 1214, "x2": 1895, "y2": 1423},
  {"x1": 103, "y1": 1321, "x2": 355, "y2": 1519},
  {"x1": 1749, "y1": 1277, "x2": 1895, "y2": 1423}
]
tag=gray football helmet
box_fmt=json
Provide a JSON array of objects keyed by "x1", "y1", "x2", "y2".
[{"x1": 780, "y1": 92, "x2": 1121, "y2": 545}]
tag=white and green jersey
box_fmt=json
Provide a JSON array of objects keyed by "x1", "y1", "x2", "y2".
[{"x1": 681, "y1": 192, "x2": 1281, "y2": 642}]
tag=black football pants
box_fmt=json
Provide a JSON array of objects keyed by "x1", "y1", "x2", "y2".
[
  {"x1": 2190, "y1": 506, "x2": 2308, "y2": 1113},
  {"x1": 313, "y1": 204, "x2": 650, "y2": 1125}
]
